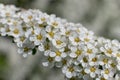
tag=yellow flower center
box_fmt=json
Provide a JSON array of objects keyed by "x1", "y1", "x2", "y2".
[
  {"x1": 22, "y1": 27, "x2": 27, "y2": 31},
  {"x1": 68, "y1": 67, "x2": 74, "y2": 72},
  {"x1": 36, "y1": 34, "x2": 43, "y2": 40},
  {"x1": 84, "y1": 38, "x2": 90, "y2": 42},
  {"x1": 75, "y1": 49, "x2": 82, "y2": 56},
  {"x1": 24, "y1": 47, "x2": 29, "y2": 52},
  {"x1": 28, "y1": 15, "x2": 33, "y2": 20},
  {"x1": 44, "y1": 44, "x2": 50, "y2": 50},
  {"x1": 31, "y1": 30, "x2": 34, "y2": 34},
  {"x1": 65, "y1": 31, "x2": 70, "y2": 35},
  {"x1": 111, "y1": 63, "x2": 116, "y2": 68},
  {"x1": 104, "y1": 69, "x2": 109, "y2": 74},
  {"x1": 5, "y1": 12, "x2": 10, "y2": 16},
  {"x1": 48, "y1": 31, "x2": 54, "y2": 38},
  {"x1": 48, "y1": 57, "x2": 53, "y2": 62},
  {"x1": 74, "y1": 37, "x2": 80, "y2": 42},
  {"x1": 83, "y1": 57, "x2": 88, "y2": 63},
  {"x1": 103, "y1": 58, "x2": 108, "y2": 64},
  {"x1": 20, "y1": 37, "x2": 25, "y2": 42},
  {"x1": 13, "y1": 21, "x2": 18, "y2": 26},
  {"x1": 107, "y1": 49, "x2": 112, "y2": 54},
  {"x1": 87, "y1": 49, "x2": 92, "y2": 54},
  {"x1": 77, "y1": 29, "x2": 80, "y2": 32},
  {"x1": 64, "y1": 47, "x2": 70, "y2": 52},
  {"x1": 13, "y1": 28, "x2": 19, "y2": 34},
  {"x1": 117, "y1": 53, "x2": 120, "y2": 58},
  {"x1": 56, "y1": 51, "x2": 61, "y2": 56},
  {"x1": 56, "y1": 40, "x2": 63, "y2": 45},
  {"x1": 81, "y1": 70, "x2": 86, "y2": 75},
  {"x1": 39, "y1": 24, "x2": 44, "y2": 28},
  {"x1": 41, "y1": 17, "x2": 46, "y2": 22},
  {"x1": 6, "y1": 28, "x2": 10, "y2": 32},
  {"x1": 92, "y1": 57, "x2": 97, "y2": 62},
  {"x1": 62, "y1": 59, "x2": 67, "y2": 65},
  {"x1": 90, "y1": 67, "x2": 96, "y2": 72},
  {"x1": 52, "y1": 22, "x2": 58, "y2": 27},
  {"x1": 100, "y1": 77, "x2": 106, "y2": 80}
]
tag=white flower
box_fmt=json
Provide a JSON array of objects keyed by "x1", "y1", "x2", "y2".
[
  {"x1": 69, "y1": 46, "x2": 83, "y2": 59},
  {"x1": 80, "y1": 56, "x2": 89, "y2": 67},
  {"x1": 1, "y1": 4, "x2": 120, "y2": 80},
  {"x1": 85, "y1": 66, "x2": 100, "y2": 78},
  {"x1": 69, "y1": 33, "x2": 81, "y2": 46},
  {"x1": 45, "y1": 25, "x2": 58, "y2": 40},
  {"x1": 42, "y1": 56, "x2": 54, "y2": 67},
  {"x1": 96, "y1": 76, "x2": 107, "y2": 80},
  {"x1": 81, "y1": 31, "x2": 95, "y2": 44},
  {"x1": 101, "y1": 68, "x2": 114, "y2": 79},
  {"x1": 0, "y1": 25, "x2": 11, "y2": 36},
  {"x1": 52, "y1": 34, "x2": 66, "y2": 49},
  {"x1": 60, "y1": 23, "x2": 73, "y2": 36},
  {"x1": 62, "y1": 65, "x2": 77, "y2": 78},
  {"x1": 84, "y1": 43, "x2": 98, "y2": 57},
  {"x1": 14, "y1": 35, "x2": 27, "y2": 47},
  {"x1": 49, "y1": 49, "x2": 67, "y2": 62},
  {"x1": 113, "y1": 51, "x2": 120, "y2": 61},
  {"x1": 98, "y1": 55, "x2": 115, "y2": 68},
  {"x1": 29, "y1": 28, "x2": 46, "y2": 45},
  {"x1": 17, "y1": 40, "x2": 35, "y2": 57},
  {"x1": 38, "y1": 43, "x2": 45, "y2": 52},
  {"x1": 25, "y1": 28, "x2": 34, "y2": 38},
  {"x1": 100, "y1": 40, "x2": 119, "y2": 57},
  {"x1": 9, "y1": 25, "x2": 23, "y2": 38},
  {"x1": 88, "y1": 55, "x2": 99, "y2": 66},
  {"x1": 20, "y1": 10, "x2": 35, "y2": 23},
  {"x1": 47, "y1": 14, "x2": 63, "y2": 28},
  {"x1": 35, "y1": 12, "x2": 49, "y2": 24}
]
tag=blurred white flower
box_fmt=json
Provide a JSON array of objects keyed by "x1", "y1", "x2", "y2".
[{"x1": 0, "y1": 3, "x2": 120, "y2": 80}]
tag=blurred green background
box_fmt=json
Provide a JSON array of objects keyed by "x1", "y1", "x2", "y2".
[{"x1": 0, "y1": 0, "x2": 120, "y2": 80}]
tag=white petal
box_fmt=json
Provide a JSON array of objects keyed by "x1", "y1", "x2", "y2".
[
  {"x1": 23, "y1": 54, "x2": 28, "y2": 58},
  {"x1": 42, "y1": 62, "x2": 49, "y2": 67},
  {"x1": 89, "y1": 62, "x2": 95, "y2": 66},
  {"x1": 99, "y1": 61, "x2": 104, "y2": 65},
  {"x1": 52, "y1": 39, "x2": 56, "y2": 46},
  {"x1": 55, "y1": 56, "x2": 62, "y2": 62},
  {"x1": 49, "y1": 52, "x2": 56, "y2": 57},
  {"x1": 29, "y1": 37, "x2": 34, "y2": 41},
  {"x1": 55, "y1": 62, "x2": 62, "y2": 68},
  {"x1": 61, "y1": 53, "x2": 67, "y2": 58},
  {"x1": 84, "y1": 68, "x2": 90, "y2": 73},
  {"x1": 44, "y1": 51, "x2": 50, "y2": 56},
  {"x1": 28, "y1": 51, "x2": 32, "y2": 55},
  {"x1": 117, "y1": 65, "x2": 120, "y2": 70},
  {"x1": 34, "y1": 41, "x2": 40, "y2": 45},
  {"x1": 69, "y1": 53, "x2": 77, "y2": 58},
  {"x1": 70, "y1": 47, "x2": 76, "y2": 52},
  {"x1": 69, "y1": 37, "x2": 73, "y2": 41},
  {"x1": 104, "y1": 74, "x2": 109, "y2": 79},
  {"x1": 66, "y1": 72, "x2": 72, "y2": 78},
  {"x1": 38, "y1": 45, "x2": 44, "y2": 51},
  {"x1": 18, "y1": 49, "x2": 23, "y2": 54},
  {"x1": 87, "y1": 44, "x2": 93, "y2": 49},
  {"x1": 100, "y1": 47, "x2": 105, "y2": 52},
  {"x1": 90, "y1": 73, "x2": 96, "y2": 78}
]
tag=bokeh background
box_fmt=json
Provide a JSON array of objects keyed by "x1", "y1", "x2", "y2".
[{"x1": 0, "y1": 0, "x2": 120, "y2": 80}]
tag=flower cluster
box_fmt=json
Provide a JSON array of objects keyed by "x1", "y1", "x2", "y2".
[{"x1": 0, "y1": 4, "x2": 120, "y2": 80}]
